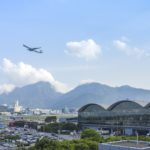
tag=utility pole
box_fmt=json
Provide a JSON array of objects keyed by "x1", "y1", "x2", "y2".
[{"x1": 136, "y1": 131, "x2": 138, "y2": 145}]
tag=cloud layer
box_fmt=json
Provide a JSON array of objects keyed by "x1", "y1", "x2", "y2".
[
  {"x1": 65, "y1": 39, "x2": 101, "y2": 61},
  {"x1": 0, "y1": 58, "x2": 69, "y2": 94},
  {"x1": 113, "y1": 39, "x2": 148, "y2": 58},
  {"x1": 0, "y1": 84, "x2": 15, "y2": 94}
]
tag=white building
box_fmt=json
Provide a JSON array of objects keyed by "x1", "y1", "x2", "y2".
[{"x1": 14, "y1": 100, "x2": 22, "y2": 113}]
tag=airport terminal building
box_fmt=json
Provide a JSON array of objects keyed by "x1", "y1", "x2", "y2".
[{"x1": 78, "y1": 100, "x2": 150, "y2": 135}]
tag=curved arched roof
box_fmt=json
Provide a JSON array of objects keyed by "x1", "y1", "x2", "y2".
[
  {"x1": 78, "y1": 103, "x2": 106, "y2": 113},
  {"x1": 107, "y1": 100, "x2": 143, "y2": 112}
]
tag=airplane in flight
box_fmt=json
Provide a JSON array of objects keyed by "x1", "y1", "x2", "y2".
[{"x1": 23, "y1": 44, "x2": 43, "y2": 53}]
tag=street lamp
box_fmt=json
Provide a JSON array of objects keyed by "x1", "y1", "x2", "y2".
[{"x1": 136, "y1": 131, "x2": 138, "y2": 145}]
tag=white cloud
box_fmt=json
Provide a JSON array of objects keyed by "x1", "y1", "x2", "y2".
[
  {"x1": 80, "y1": 79, "x2": 95, "y2": 84},
  {"x1": 0, "y1": 84, "x2": 15, "y2": 94},
  {"x1": 65, "y1": 39, "x2": 101, "y2": 61},
  {"x1": 113, "y1": 40, "x2": 127, "y2": 50},
  {"x1": 0, "y1": 58, "x2": 69, "y2": 93},
  {"x1": 113, "y1": 39, "x2": 147, "y2": 58}
]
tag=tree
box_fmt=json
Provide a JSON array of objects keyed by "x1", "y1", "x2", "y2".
[
  {"x1": 45, "y1": 116, "x2": 57, "y2": 123},
  {"x1": 41, "y1": 123, "x2": 60, "y2": 133},
  {"x1": 81, "y1": 129, "x2": 100, "y2": 139},
  {"x1": 61, "y1": 123, "x2": 78, "y2": 131},
  {"x1": 74, "y1": 143, "x2": 89, "y2": 150},
  {"x1": 35, "y1": 137, "x2": 50, "y2": 149},
  {"x1": 84, "y1": 140, "x2": 98, "y2": 150},
  {"x1": 47, "y1": 140, "x2": 61, "y2": 150},
  {"x1": 60, "y1": 141, "x2": 73, "y2": 150}
]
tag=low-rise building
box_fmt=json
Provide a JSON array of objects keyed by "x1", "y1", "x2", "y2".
[{"x1": 99, "y1": 140, "x2": 150, "y2": 150}]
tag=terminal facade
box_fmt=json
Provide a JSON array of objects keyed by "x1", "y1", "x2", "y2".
[{"x1": 78, "y1": 100, "x2": 150, "y2": 135}]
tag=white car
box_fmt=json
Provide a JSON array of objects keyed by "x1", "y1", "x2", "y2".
[{"x1": 146, "y1": 133, "x2": 150, "y2": 136}]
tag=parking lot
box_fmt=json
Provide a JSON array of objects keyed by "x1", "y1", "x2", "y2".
[{"x1": 0, "y1": 127, "x2": 79, "y2": 149}]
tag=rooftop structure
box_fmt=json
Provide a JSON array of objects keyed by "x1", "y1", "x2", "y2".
[
  {"x1": 78, "y1": 100, "x2": 150, "y2": 135},
  {"x1": 99, "y1": 140, "x2": 150, "y2": 150},
  {"x1": 107, "y1": 100, "x2": 143, "y2": 112}
]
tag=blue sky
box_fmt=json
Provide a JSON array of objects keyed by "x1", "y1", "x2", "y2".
[{"x1": 0, "y1": 0, "x2": 150, "y2": 93}]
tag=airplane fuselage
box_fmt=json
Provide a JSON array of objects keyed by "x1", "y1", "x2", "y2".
[{"x1": 23, "y1": 44, "x2": 43, "y2": 53}]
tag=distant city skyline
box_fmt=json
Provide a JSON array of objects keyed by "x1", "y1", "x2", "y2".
[{"x1": 0, "y1": 0, "x2": 150, "y2": 93}]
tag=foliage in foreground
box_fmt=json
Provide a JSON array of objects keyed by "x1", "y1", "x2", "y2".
[
  {"x1": 27, "y1": 137, "x2": 98, "y2": 150},
  {"x1": 27, "y1": 135, "x2": 150, "y2": 150},
  {"x1": 26, "y1": 128, "x2": 150, "y2": 150}
]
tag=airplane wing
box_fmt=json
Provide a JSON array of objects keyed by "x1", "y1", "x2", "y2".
[
  {"x1": 32, "y1": 47, "x2": 41, "y2": 50},
  {"x1": 23, "y1": 44, "x2": 31, "y2": 49},
  {"x1": 34, "y1": 50, "x2": 43, "y2": 53},
  {"x1": 23, "y1": 44, "x2": 43, "y2": 53}
]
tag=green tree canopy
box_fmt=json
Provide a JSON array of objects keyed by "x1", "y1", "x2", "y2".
[
  {"x1": 81, "y1": 129, "x2": 100, "y2": 139},
  {"x1": 45, "y1": 116, "x2": 57, "y2": 123},
  {"x1": 61, "y1": 123, "x2": 78, "y2": 131},
  {"x1": 74, "y1": 143, "x2": 89, "y2": 150}
]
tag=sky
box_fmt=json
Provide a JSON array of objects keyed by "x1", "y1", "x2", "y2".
[{"x1": 0, "y1": 0, "x2": 150, "y2": 93}]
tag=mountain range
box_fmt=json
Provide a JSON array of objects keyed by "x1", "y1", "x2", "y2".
[
  {"x1": 0, "y1": 81, "x2": 150, "y2": 109},
  {"x1": 0, "y1": 81, "x2": 62, "y2": 108}
]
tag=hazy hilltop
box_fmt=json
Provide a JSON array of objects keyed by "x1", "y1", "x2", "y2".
[
  {"x1": 0, "y1": 81, "x2": 62, "y2": 108},
  {"x1": 52, "y1": 83, "x2": 150, "y2": 108},
  {"x1": 0, "y1": 81, "x2": 150, "y2": 108}
]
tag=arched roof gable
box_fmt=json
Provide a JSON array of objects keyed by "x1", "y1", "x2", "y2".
[
  {"x1": 107, "y1": 100, "x2": 143, "y2": 111},
  {"x1": 78, "y1": 103, "x2": 105, "y2": 112}
]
